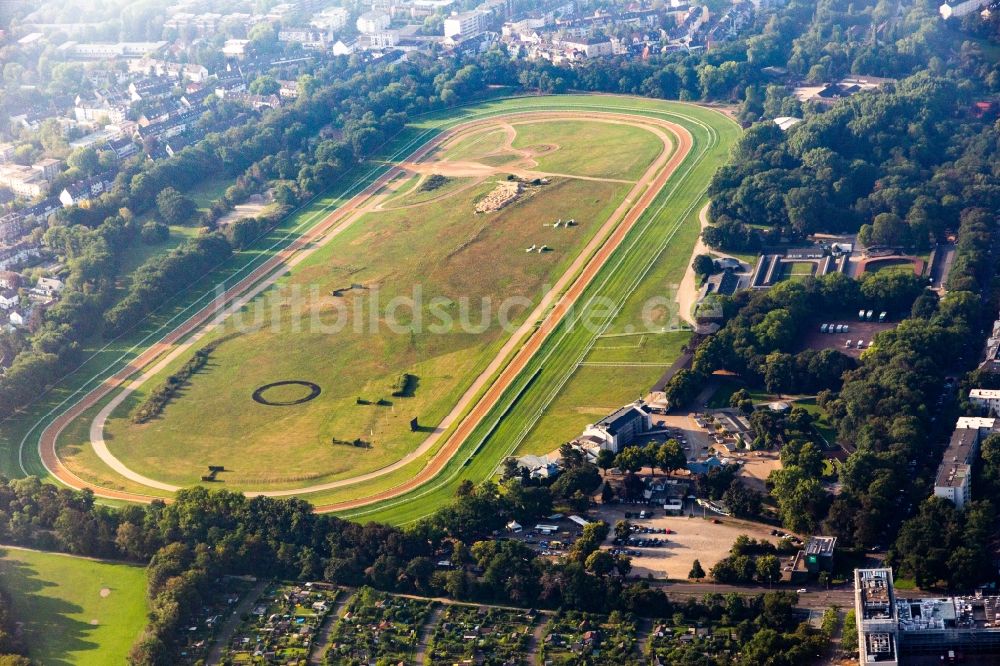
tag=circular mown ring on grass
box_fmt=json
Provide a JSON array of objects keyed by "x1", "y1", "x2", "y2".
[{"x1": 252, "y1": 380, "x2": 321, "y2": 406}]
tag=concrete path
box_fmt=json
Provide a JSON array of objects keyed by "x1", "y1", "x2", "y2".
[
  {"x1": 674, "y1": 203, "x2": 751, "y2": 326},
  {"x1": 307, "y1": 590, "x2": 355, "y2": 665},
  {"x1": 413, "y1": 604, "x2": 443, "y2": 664},
  {"x1": 206, "y1": 579, "x2": 268, "y2": 665},
  {"x1": 525, "y1": 614, "x2": 549, "y2": 665}
]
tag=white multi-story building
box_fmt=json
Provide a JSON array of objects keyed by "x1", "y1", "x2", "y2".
[
  {"x1": 0, "y1": 166, "x2": 46, "y2": 198},
  {"x1": 311, "y1": 6, "x2": 350, "y2": 31},
  {"x1": 368, "y1": 30, "x2": 400, "y2": 49},
  {"x1": 222, "y1": 39, "x2": 251, "y2": 57},
  {"x1": 560, "y1": 35, "x2": 613, "y2": 58},
  {"x1": 444, "y1": 10, "x2": 489, "y2": 40},
  {"x1": 577, "y1": 402, "x2": 652, "y2": 454},
  {"x1": 939, "y1": 0, "x2": 991, "y2": 19},
  {"x1": 58, "y1": 41, "x2": 168, "y2": 59},
  {"x1": 356, "y1": 11, "x2": 391, "y2": 34},
  {"x1": 970, "y1": 388, "x2": 1000, "y2": 415},
  {"x1": 128, "y1": 58, "x2": 209, "y2": 82},
  {"x1": 932, "y1": 418, "x2": 997, "y2": 511}
]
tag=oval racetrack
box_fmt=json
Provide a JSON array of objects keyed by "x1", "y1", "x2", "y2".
[{"x1": 20, "y1": 96, "x2": 739, "y2": 519}]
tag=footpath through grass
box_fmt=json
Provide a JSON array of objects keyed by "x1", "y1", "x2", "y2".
[{"x1": 0, "y1": 547, "x2": 147, "y2": 666}]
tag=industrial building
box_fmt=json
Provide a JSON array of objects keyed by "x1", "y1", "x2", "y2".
[
  {"x1": 789, "y1": 536, "x2": 836, "y2": 581},
  {"x1": 855, "y1": 568, "x2": 1000, "y2": 665}
]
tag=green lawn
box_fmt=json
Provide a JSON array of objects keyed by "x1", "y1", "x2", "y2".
[
  {"x1": 439, "y1": 127, "x2": 510, "y2": 162},
  {"x1": 113, "y1": 226, "x2": 201, "y2": 295},
  {"x1": 0, "y1": 548, "x2": 147, "y2": 666},
  {"x1": 510, "y1": 119, "x2": 664, "y2": 181},
  {"x1": 384, "y1": 175, "x2": 475, "y2": 207},
  {"x1": 518, "y1": 332, "x2": 690, "y2": 455},
  {"x1": 782, "y1": 260, "x2": 816, "y2": 282},
  {"x1": 794, "y1": 398, "x2": 838, "y2": 447}
]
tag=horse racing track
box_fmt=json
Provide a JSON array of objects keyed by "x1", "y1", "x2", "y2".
[{"x1": 8, "y1": 95, "x2": 738, "y2": 522}]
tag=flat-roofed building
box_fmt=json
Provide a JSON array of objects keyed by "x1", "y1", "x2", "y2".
[
  {"x1": 970, "y1": 388, "x2": 1000, "y2": 415},
  {"x1": 933, "y1": 419, "x2": 994, "y2": 510},
  {"x1": 940, "y1": 0, "x2": 991, "y2": 20},
  {"x1": 0, "y1": 165, "x2": 46, "y2": 198},
  {"x1": 311, "y1": 6, "x2": 349, "y2": 31},
  {"x1": 356, "y1": 11, "x2": 391, "y2": 34},
  {"x1": 855, "y1": 568, "x2": 899, "y2": 666},
  {"x1": 855, "y1": 567, "x2": 1000, "y2": 664},
  {"x1": 444, "y1": 10, "x2": 488, "y2": 40},
  {"x1": 579, "y1": 401, "x2": 652, "y2": 453},
  {"x1": 59, "y1": 41, "x2": 168, "y2": 59}
]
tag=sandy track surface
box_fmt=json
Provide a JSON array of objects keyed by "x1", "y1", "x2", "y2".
[
  {"x1": 40, "y1": 111, "x2": 692, "y2": 508},
  {"x1": 674, "y1": 203, "x2": 748, "y2": 326}
]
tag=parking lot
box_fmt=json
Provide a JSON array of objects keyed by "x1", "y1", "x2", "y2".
[
  {"x1": 590, "y1": 504, "x2": 785, "y2": 580},
  {"x1": 799, "y1": 318, "x2": 897, "y2": 358}
]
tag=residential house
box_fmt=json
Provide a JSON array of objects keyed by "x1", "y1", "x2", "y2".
[
  {"x1": 0, "y1": 165, "x2": 46, "y2": 198},
  {"x1": 970, "y1": 388, "x2": 1000, "y2": 415},
  {"x1": 444, "y1": 10, "x2": 489, "y2": 40},
  {"x1": 31, "y1": 158, "x2": 63, "y2": 181},
  {"x1": 561, "y1": 35, "x2": 613, "y2": 58},
  {"x1": 59, "y1": 175, "x2": 112, "y2": 208},
  {"x1": 356, "y1": 11, "x2": 391, "y2": 34},
  {"x1": 0, "y1": 213, "x2": 26, "y2": 244}
]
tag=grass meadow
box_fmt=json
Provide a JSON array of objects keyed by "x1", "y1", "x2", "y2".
[{"x1": 0, "y1": 548, "x2": 147, "y2": 666}]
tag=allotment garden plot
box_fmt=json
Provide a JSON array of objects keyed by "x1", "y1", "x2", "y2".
[{"x1": 62, "y1": 114, "x2": 668, "y2": 493}]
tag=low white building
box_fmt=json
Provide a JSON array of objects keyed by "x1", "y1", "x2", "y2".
[
  {"x1": 939, "y1": 0, "x2": 991, "y2": 19},
  {"x1": 970, "y1": 389, "x2": 1000, "y2": 415},
  {"x1": 222, "y1": 39, "x2": 250, "y2": 58}
]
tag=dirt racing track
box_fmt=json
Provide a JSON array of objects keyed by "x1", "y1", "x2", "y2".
[{"x1": 30, "y1": 99, "x2": 726, "y2": 511}]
